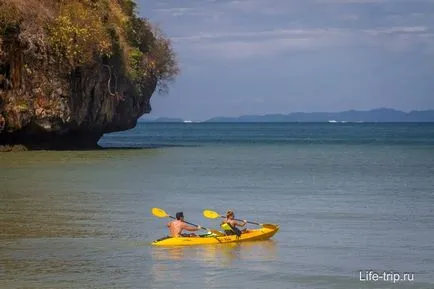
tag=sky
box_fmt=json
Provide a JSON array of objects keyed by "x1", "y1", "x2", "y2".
[{"x1": 138, "y1": 0, "x2": 434, "y2": 121}]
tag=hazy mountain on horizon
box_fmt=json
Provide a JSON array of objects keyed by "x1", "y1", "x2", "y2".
[
  {"x1": 139, "y1": 108, "x2": 434, "y2": 123},
  {"x1": 204, "y1": 108, "x2": 434, "y2": 122}
]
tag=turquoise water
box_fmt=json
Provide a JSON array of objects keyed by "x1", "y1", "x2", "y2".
[{"x1": 1, "y1": 123, "x2": 434, "y2": 288}]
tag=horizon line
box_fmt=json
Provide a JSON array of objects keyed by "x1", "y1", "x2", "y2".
[{"x1": 140, "y1": 107, "x2": 434, "y2": 122}]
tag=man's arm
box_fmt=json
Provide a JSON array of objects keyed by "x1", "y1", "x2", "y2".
[
  {"x1": 182, "y1": 223, "x2": 200, "y2": 231},
  {"x1": 234, "y1": 220, "x2": 247, "y2": 227}
]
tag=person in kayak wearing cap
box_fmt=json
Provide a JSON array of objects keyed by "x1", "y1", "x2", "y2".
[
  {"x1": 221, "y1": 210, "x2": 248, "y2": 236},
  {"x1": 167, "y1": 212, "x2": 200, "y2": 237}
]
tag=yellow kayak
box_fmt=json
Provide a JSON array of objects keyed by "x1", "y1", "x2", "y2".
[{"x1": 152, "y1": 224, "x2": 279, "y2": 246}]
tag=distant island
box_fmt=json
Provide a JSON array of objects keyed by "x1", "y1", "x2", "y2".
[
  {"x1": 206, "y1": 109, "x2": 434, "y2": 122},
  {"x1": 141, "y1": 108, "x2": 434, "y2": 123}
]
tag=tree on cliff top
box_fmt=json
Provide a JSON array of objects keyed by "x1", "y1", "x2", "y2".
[{"x1": 0, "y1": 0, "x2": 179, "y2": 94}]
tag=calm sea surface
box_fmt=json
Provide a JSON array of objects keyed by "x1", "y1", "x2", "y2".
[{"x1": 1, "y1": 122, "x2": 434, "y2": 289}]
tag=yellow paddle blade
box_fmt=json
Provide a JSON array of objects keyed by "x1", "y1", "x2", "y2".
[
  {"x1": 203, "y1": 209, "x2": 221, "y2": 219},
  {"x1": 152, "y1": 207, "x2": 168, "y2": 218}
]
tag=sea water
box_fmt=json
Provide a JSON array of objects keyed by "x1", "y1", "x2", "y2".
[{"x1": 1, "y1": 122, "x2": 433, "y2": 288}]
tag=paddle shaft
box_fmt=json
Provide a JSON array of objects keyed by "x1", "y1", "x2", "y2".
[
  {"x1": 220, "y1": 215, "x2": 261, "y2": 226},
  {"x1": 226, "y1": 217, "x2": 277, "y2": 229},
  {"x1": 168, "y1": 216, "x2": 211, "y2": 231},
  {"x1": 236, "y1": 218, "x2": 260, "y2": 226}
]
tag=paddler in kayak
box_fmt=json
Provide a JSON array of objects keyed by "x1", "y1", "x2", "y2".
[
  {"x1": 167, "y1": 212, "x2": 201, "y2": 237},
  {"x1": 221, "y1": 210, "x2": 249, "y2": 236}
]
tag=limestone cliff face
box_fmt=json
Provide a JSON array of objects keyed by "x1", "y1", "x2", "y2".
[
  {"x1": 0, "y1": 0, "x2": 177, "y2": 150},
  {"x1": 0, "y1": 42, "x2": 157, "y2": 149}
]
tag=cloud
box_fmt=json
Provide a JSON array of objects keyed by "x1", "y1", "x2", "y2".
[
  {"x1": 363, "y1": 26, "x2": 428, "y2": 35},
  {"x1": 172, "y1": 28, "x2": 345, "y2": 41},
  {"x1": 171, "y1": 28, "x2": 347, "y2": 59},
  {"x1": 319, "y1": 0, "x2": 389, "y2": 3},
  {"x1": 146, "y1": 0, "x2": 434, "y2": 60},
  {"x1": 319, "y1": 0, "x2": 434, "y2": 3},
  {"x1": 172, "y1": 26, "x2": 432, "y2": 59},
  {"x1": 225, "y1": 0, "x2": 295, "y2": 15},
  {"x1": 153, "y1": 7, "x2": 208, "y2": 17},
  {"x1": 340, "y1": 14, "x2": 360, "y2": 21}
]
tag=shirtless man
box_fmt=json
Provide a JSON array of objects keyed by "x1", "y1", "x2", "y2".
[{"x1": 167, "y1": 212, "x2": 200, "y2": 237}]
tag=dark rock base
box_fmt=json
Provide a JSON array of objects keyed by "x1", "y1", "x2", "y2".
[{"x1": 0, "y1": 131, "x2": 103, "y2": 151}]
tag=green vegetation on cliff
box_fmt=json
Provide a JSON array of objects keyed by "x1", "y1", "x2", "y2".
[
  {"x1": 0, "y1": 0, "x2": 179, "y2": 149},
  {"x1": 0, "y1": 0, "x2": 179, "y2": 95}
]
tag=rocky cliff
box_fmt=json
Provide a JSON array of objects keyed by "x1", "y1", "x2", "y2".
[{"x1": 0, "y1": 0, "x2": 178, "y2": 150}]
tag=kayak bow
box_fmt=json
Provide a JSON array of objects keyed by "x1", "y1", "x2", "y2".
[{"x1": 152, "y1": 224, "x2": 279, "y2": 246}]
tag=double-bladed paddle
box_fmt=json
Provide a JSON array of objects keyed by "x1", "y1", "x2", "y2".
[
  {"x1": 203, "y1": 209, "x2": 279, "y2": 230},
  {"x1": 151, "y1": 207, "x2": 225, "y2": 236}
]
